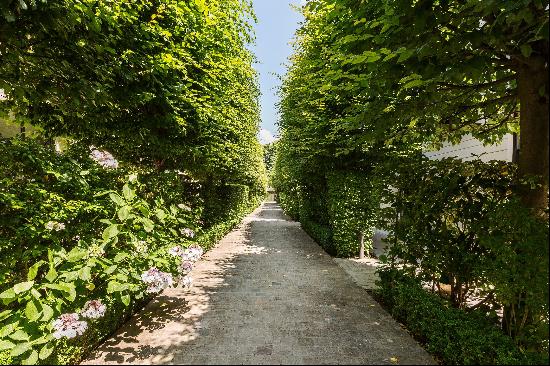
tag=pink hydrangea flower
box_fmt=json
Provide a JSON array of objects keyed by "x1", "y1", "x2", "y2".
[
  {"x1": 90, "y1": 147, "x2": 118, "y2": 169},
  {"x1": 52, "y1": 313, "x2": 88, "y2": 339},
  {"x1": 80, "y1": 300, "x2": 106, "y2": 319},
  {"x1": 185, "y1": 245, "x2": 204, "y2": 261},
  {"x1": 181, "y1": 228, "x2": 195, "y2": 238},
  {"x1": 179, "y1": 261, "x2": 194, "y2": 274},
  {"x1": 179, "y1": 275, "x2": 193, "y2": 288},
  {"x1": 168, "y1": 245, "x2": 184, "y2": 256},
  {"x1": 141, "y1": 267, "x2": 173, "y2": 294}
]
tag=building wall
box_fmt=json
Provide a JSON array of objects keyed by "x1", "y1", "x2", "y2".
[{"x1": 423, "y1": 133, "x2": 515, "y2": 163}]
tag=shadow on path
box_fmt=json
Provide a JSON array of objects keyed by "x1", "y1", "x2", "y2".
[{"x1": 83, "y1": 202, "x2": 435, "y2": 365}]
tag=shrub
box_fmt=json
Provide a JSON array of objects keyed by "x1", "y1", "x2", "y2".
[
  {"x1": 375, "y1": 268, "x2": 549, "y2": 365},
  {"x1": 300, "y1": 219, "x2": 334, "y2": 255},
  {"x1": 0, "y1": 139, "x2": 260, "y2": 365},
  {"x1": 379, "y1": 156, "x2": 549, "y2": 348}
]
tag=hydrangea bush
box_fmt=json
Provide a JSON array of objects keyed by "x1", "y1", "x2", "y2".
[{"x1": 0, "y1": 139, "x2": 216, "y2": 365}]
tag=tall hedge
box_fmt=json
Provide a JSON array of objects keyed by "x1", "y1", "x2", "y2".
[
  {"x1": 272, "y1": 0, "x2": 548, "y2": 356},
  {"x1": 0, "y1": 1, "x2": 266, "y2": 364},
  {"x1": 326, "y1": 171, "x2": 381, "y2": 257}
]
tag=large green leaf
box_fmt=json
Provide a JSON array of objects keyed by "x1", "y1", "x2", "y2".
[
  {"x1": 107, "y1": 281, "x2": 128, "y2": 294},
  {"x1": 27, "y1": 261, "x2": 45, "y2": 281},
  {"x1": 66, "y1": 247, "x2": 87, "y2": 262},
  {"x1": 0, "y1": 340, "x2": 15, "y2": 351},
  {"x1": 39, "y1": 343, "x2": 54, "y2": 360},
  {"x1": 40, "y1": 304, "x2": 54, "y2": 322},
  {"x1": 122, "y1": 184, "x2": 135, "y2": 201},
  {"x1": 117, "y1": 205, "x2": 131, "y2": 221},
  {"x1": 24, "y1": 299, "x2": 42, "y2": 322},
  {"x1": 109, "y1": 193, "x2": 125, "y2": 206},
  {"x1": 142, "y1": 218, "x2": 154, "y2": 232},
  {"x1": 102, "y1": 224, "x2": 119, "y2": 241},
  {"x1": 10, "y1": 342, "x2": 31, "y2": 357},
  {"x1": 0, "y1": 288, "x2": 16, "y2": 305},
  {"x1": 9, "y1": 329, "x2": 30, "y2": 341},
  {"x1": 13, "y1": 281, "x2": 34, "y2": 294},
  {"x1": 22, "y1": 349, "x2": 39, "y2": 365}
]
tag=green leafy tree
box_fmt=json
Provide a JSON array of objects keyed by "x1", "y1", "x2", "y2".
[
  {"x1": 0, "y1": 0, "x2": 265, "y2": 189},
  {"x1": 274, "y1": 0, "x2": 548, "y2": 345}
]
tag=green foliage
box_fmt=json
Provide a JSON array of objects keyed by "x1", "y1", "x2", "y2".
[
  {"x1": 263, "y1": 141, "x2": 278, "y2": 175},
  {"x1": 379, "y1": 156, "x2": 548, "y2": 349},
  {"x1": 299, "y1": 219, "x2": 333, "y2": 255},
  {"x1": 0, "y1": 138, "x2": 261, "y2": 365},
  {"x1": 0, "y1": 0, "x2": 265, "y2": 187},
  {"x1": 0, "y1": 1, "x2": 266, "y2": 364},
  {"x1": 375, "y1": 268, "x2": 549, "y2": 365},
  {"x1": 272, "y1": 0, "x2": 548, "y2": 354},
  {"x1": 326, "y1": 171, "x2": 381, "y2": 257}
]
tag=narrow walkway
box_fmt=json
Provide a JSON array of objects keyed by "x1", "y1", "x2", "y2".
[{"x1": 83, "y1": 202, "x2": 434, "y2": 365}]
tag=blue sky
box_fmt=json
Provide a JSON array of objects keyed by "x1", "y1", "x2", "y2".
[{"x1": 250, "y1": 0, "x2": 304, "y2": 144}]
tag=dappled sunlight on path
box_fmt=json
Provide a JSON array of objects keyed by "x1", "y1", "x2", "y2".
[{"x1": 83, "y1": 202, "x2": 435, "y2": 365}]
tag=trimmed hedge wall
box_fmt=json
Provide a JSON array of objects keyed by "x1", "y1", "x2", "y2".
[
  {"x1": 326, "y1": 171, "x2": 381, "y2": 257},
  {"x1": 375, "y1": 268, "x2": 549, "y2": 365},
  {"x1": 300, "y1": 218, "x2": 334, "y2": 255}
]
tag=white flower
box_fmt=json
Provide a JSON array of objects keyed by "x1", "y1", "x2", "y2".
[
  {"x1": 88, "y1": 243, "x2": 105, "y2": 257},
  {"x1": 179, "y1": 261, "x2": 193, "y2": 274},
  {"x1": 141, "y1": 267, "x2": 173, "y2": 294},
  {"x1": 80, "y1": 300, "x2": 106, "y2": 319},
  {"x1": 52, "y1": 313, "x2": 88, "y2": 339},
  {"x1": 181, "y1": 228, "x2": 195, "y2": 238},
  {"x1": 177, "y1": 204, "x2": 192, "y2": 212},
  {"x1": 179, "y1": 246, "x2": 203, "y2": 262},
  {"x1": 135, "y1": 240, "x2": 148, "y2": 254},
  {"x1": 90, "y1": 147, "x2": 118, "y2": 169},
  {"x1": 185, "y1": 245, "x2": 204, "y2": 262},
  {"x1": 45, "y1": 221, "x2": 65, "y2": 231},
  {"x1": 168, "y1": 245, "x2": 184, "y2": 256}
]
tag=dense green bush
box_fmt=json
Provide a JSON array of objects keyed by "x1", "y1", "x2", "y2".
[
  {"x1": 0, "y1": 138, "x2": 261, "y2": 365},
  {"x1": 300, "y1": 219, "x2": 333, "y2": 255},
  {"x1": 375, "y1": 268, "x2": 549, "y2": 365},
  {"x1": 380, "y1": 156, "x2": 549, "y2": 347},
  {"x1": 0, "y1": 1, "x2": 266, "y2": 364},
  {"x1": 326, "y1": 171, "x2": 381, "y2": 257},
  {"x1": 276, "y1": 190, "x2": 301, "y2": 221}
]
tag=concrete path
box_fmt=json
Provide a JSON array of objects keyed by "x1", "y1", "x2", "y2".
[{"x1": 83, "y1": 202, "x2": 435, "y2": 365}]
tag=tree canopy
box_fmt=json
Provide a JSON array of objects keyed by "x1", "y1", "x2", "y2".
[
  {"x1": 0, "y1": 0, "x2": 265, "y2": 190},
  {"x1": 275, "y1": 0, "x2": 548, "y2": 210}
]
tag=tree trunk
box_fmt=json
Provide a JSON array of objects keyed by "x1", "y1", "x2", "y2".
[
  {"x1": 358, "y1": 230, "x2": 365, "y2": 259},
  {"x1": 504, "y1": 54, "x2": 549, "y2": 339},
  {"x1": 517, "y1": 55, "x2": 549, "y2": 215}
]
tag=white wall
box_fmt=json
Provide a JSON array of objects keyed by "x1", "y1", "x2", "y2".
[{"x1": 423, "y1": 133, "x2": 514, "y2": 163}]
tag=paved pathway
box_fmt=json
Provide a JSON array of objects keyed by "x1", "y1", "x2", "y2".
[{"x1": 83, "y1": 202, "x2": 435, "y2": 365}]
